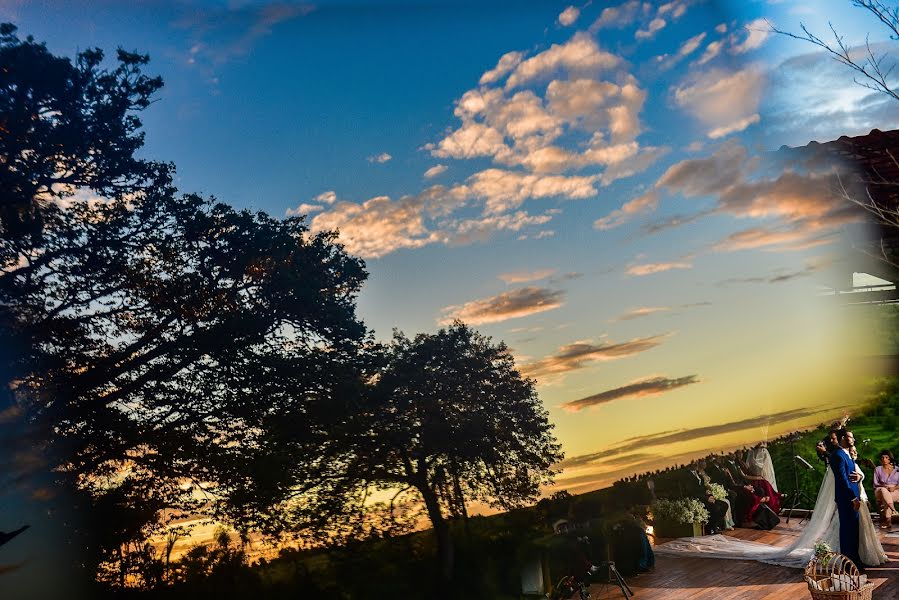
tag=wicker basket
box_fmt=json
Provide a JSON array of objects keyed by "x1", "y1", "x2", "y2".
[{"x1": 804, "y1": 552, "x2": 875, "y2": 600}]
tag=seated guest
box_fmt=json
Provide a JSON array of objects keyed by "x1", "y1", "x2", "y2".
[
  {"x1": 741, "y1": 479, "x2": 781, "y2": 530},
  {"x1": 733, "y1": 456, "x2": 782, "y2": 514},
  {"x1": 688, "y1": 461, "x2": 729, "y2": 534},
  {"x1": 698, "y1": 459, "x2": 734, "y2": 530},
  {"x1": 724, "y1": 453, "x2": 779, "y2": 528},
  {"x1": 746, "y1": 442, "x2": 778, "y2": 492},
  {"x1": 719, "y1": 455, "x2": 754, "y2": 526},
  {"x1": 874, "y1": 449, "x2": 899, "y2": 529},
  {"x1": 707, "y1": 455, "x2": 733, "y2": 488}
]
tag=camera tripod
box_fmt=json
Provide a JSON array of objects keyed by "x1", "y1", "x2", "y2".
[
  {"x1": 784, "y1": 434, "x2": 817, "y2": 524},
  {"x1": 590, "y1": 561, "x2": 634, "y2": 599}
]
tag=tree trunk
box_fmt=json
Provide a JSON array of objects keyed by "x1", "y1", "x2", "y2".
[
  {"x1": 419, "y1": 484, "x2": 453, "y2": 589},
  {"x1": 450, "y1": 461, "x2": 471, "y2": 541}
]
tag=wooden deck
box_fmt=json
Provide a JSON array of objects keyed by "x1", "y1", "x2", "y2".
[{"x1": 588, "y1": 523, "x2": 899, "y2": 599}]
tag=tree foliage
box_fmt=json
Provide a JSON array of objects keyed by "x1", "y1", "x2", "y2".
[
  {"x1": 0, "y1": 23, "x2": 171, "y2": 249},
  {"x1": 335, "y1": 323, "x2": 563, "y2": 584},
  {"x1": 2, "y1": 183, "x2": 370, "y2": 529}
]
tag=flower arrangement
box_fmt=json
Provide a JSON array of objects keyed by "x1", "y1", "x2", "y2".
[
  {"x1": 813, "y1": 541, "x2": 832, "y2": 558},
  {"x1": 707, "y1": 483, "x2": 727, "y2": 502},
  {"x1": 651, "y1": 498, "x2": 710, "y2": 524}
]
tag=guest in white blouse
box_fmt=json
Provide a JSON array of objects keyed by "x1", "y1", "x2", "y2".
[{"x1": 874, "y1": 449, "x2": 899, "y2": 529}]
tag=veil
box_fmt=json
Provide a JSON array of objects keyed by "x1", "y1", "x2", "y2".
[
  {"x1": 654, "y1": 470, "x2": 837, "y2": 568},
  {"x1": 746, "y1": 445, "x2": 778, "y2": 492}
]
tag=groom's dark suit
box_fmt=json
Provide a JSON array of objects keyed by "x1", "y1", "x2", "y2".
[{"x1": 830, "y1": 447, "x2": 862, "y2": 567}]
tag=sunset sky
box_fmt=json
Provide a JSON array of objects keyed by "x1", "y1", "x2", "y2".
[{"x1": 4, "y1": 0, "x2": 899, "y2": 553}]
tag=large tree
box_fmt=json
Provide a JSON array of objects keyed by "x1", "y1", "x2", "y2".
[
  {"x1": 0, "y1": 26, "x2": 371, "y2": 577},
  {"x1": 1, "y1": 182, "x2": 370, "y2": 572},
  {"x1": 341, "y1": 323, "x2": 563, "y2": 587}
]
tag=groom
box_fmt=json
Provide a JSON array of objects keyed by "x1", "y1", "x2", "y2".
[{"x1": 831, "y1": 428, "x2": 863, "y2": 569}]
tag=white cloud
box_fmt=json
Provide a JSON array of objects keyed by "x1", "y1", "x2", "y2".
[
  {"x1": 626, "y1": 261, "x2": 693, "y2": 276},
  {"x1": 600, "y1": 145, "x2": 670, "y2": 186},
  {"x1": 545, "y1": 78, "x2": 620, "y2": 122},
  {"x1": 657, "y1": 0, "x2": 689, "y2": 19},
  {"x1": 432, "y1": 122, "x2": 510, "y2": 160},
  {"x1": 558, "y1": 6, "x2": 580, "y2": 26},
  {"x1": 589, "y1": 0, "x2": 643, "y2": 31},
  {"x1": 315, "y1": 190, "x2": 337, "y2": 204},
  {"x1": 635, "y1": 17, "x2": 666, "y2": 40},
  {"x1": 423, "y1": 164, "x2": 448, "y2": 179},
  {"x1": 308, "y1": 167, "x2": 602, "y2": 258},
  {"x1": 285, "y1": 203, "x2": 325, "y2": 216},
  {"x1": 310, "y1": 194, "x2": 444, "y2": 259},
  {"x1": 499, "y1": 269, "x2": 557, "y2": 284},
  {"x1": 430, "y1": 32, "x2": 654, "y2": 187},
  {"x1": 545, "y1": 77, "x2": 646, "y2": 141},
  {"x1": 707, "y1": 114, "x2": 760, "y2": 139},
  {"x1": 679, "y1": 32, "x2": 706, "y2": 56},
  {"x1": 695, "y1": 40, "x2": 723, "y2": 65},
  {"x1": 656, "y1": 32, "x2": 706, "y2": 70},
  {"x1": 367, "y1": 152, "x2": 392, "y2": 163},
  {"x1": 449, "y1": 210, "x2": 554, "y2": 245},
  {"x1": 463, "y1": 168, "x2": 599, "y2": 214},
  {"x1": 730, "y1": 18, "x2": 769, "y2": 54},
  {"x1": 505, "y1": 33, "x2": 620, "y2": 90},
  {"x1": 594, "y1": 190, "x2": 659, "y2": 230},
  {"x1": 673, "y1": 66, "x2": 765, "y2": 139},
  {"x1": 612, "y1": 306, "x2": 672, "y2": 321},
  {"x1": 479, "y1": 51, "x2": 525, "y2": 86}
]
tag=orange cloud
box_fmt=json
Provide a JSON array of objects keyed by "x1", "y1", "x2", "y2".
[
  {"x1": 498, "y1": 269, "x2": 557, "y2": 284},
  {"x1": 612, "y1": 306, "x2": 672, "y2": 321},
  {"x1": 439, "y1": 286, "x2": 565, "y2": 326},
  {"x1": 594, "y1": 189, "x2": 658, "y2": 230},
  {"x1": 520, "y1": 333, "x2": 671, "y2": 380},
  {"x1": 561, "y1": 375, "x2": 700, "y2": 411},
  {"x1": 626, "y1": 261, "x2": 692, "y2": 276}
]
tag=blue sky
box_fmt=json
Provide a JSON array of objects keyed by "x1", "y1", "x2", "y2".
[
  {"x1": 7, "y1": 0, "x2": 899, "y2": 485},
  {"x1": 3, "y1": 0, "x2": 899, "y2": 579}
]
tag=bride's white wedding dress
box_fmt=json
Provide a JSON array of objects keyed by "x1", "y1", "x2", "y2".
[{"x1": 654, "y1": 465, "x2": 888, "y2": 568}]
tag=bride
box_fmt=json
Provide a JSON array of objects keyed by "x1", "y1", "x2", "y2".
[{"x1": 654, "y1": 442, "x2": 887, "y2": 568}]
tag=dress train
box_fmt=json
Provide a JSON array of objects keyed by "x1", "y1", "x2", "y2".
[{"x1": 654, "y1": 468, "x2": 887, "y2": 568}]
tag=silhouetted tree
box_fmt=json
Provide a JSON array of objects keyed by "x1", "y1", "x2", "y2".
[
  {"x1": 0, "y1": 30, "x2": 372, "y2": 577},
  {"x1": 0, "y1": 23, "x2": 171, "y2": 252},
  {"x1": 2, "y1": 184, "x2": 370, "y2": 546},
  {"x1": 337, "y1": 323, "x2": 563, "y2": 589}
]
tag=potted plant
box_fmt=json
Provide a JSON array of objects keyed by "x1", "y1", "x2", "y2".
[{"x1": 650, "y1": 498, "x2": 709, "y2": 538}]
